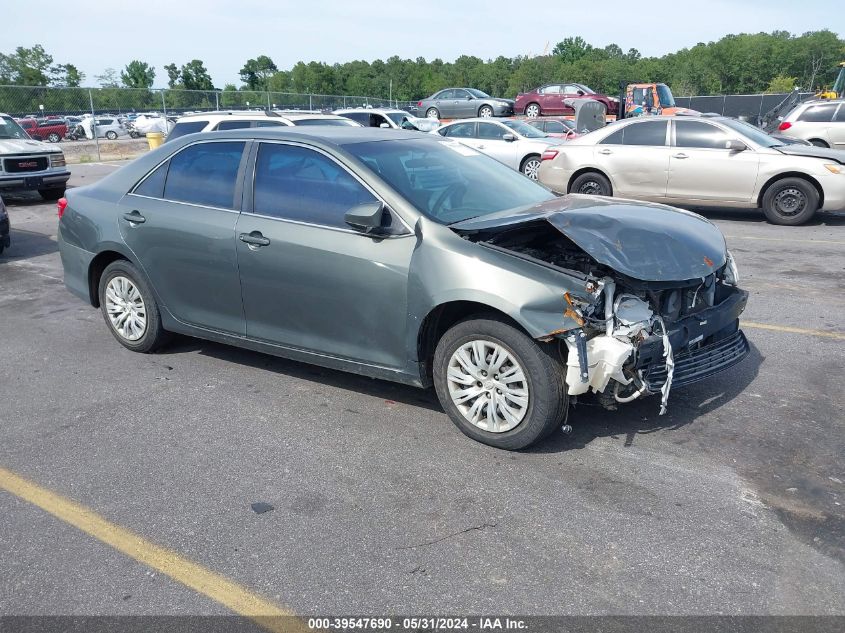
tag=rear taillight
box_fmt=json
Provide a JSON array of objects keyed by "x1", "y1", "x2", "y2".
[
  {"x1": 541, "y1": 149, "x2": 559, "y2": 161},
  {"x1": 57, "y1": 197, "x2": 67, "y2": 218},
  {"x1": 778, "y1": 121, "x2": 792, "y2": 131}
]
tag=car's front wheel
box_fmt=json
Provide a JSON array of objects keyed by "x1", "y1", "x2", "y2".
[
  {"x1": 426, "y1": 107, "x2": 440, "y2": 119},
  {"x1": 761, "y1": 177, "x2": 819, "y2": 225},
  {"x1": 98, "y1": 260, "x2": 169, "y2": 353},
  {"x1": 433, "y1": 316, "x2": 568, "y2": 450},
  {"x1": 520, "y1": 154, "x2": 542, "y2": 180},
  {"x1": 570, "y1": 171, "x2": 612, "y2": 196}
]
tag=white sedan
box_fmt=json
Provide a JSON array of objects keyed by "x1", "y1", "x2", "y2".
[{"x1": 433, "y1": 118, "x2": 563, "y2": 179}]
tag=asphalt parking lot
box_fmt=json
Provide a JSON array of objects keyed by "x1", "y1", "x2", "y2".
[{"x1": 1, "y1": 163, "x2": 843, "y2": 621}]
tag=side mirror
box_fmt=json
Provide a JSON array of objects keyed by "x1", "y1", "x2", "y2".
[
  {"x1": 502, "y1": 133, "x2": 516, "y2": 142},
  {"x1": 466, "y1": 95, "x2": 473, "y2": 100},
  {"x1": 576, "y1": 90, "x2": 585, "y2": 96},
  {"x1": 726, "y1": 139, "x2": 747, "y2": 152},
  {"x1": 344, "y1": 201, "x2": 385, "y2": 233},
  {"x1": 379, "y1": 122, "x2": 390, "y2": 128}
]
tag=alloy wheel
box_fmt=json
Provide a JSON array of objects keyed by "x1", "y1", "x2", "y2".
[
  {"x1": 446, "y1": 340, "x2": 529, "y2": 433},
  {"x1": 479, "y1": 106, "x2": 493, "y2": 118},
  {"x1": 105, "y1": 276, "x2": 147, "y2": 341},
  {"x1": 522, "y1": 158, "x2": 541, "y2": 180}
]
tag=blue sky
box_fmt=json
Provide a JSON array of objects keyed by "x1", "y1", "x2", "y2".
[{"x1": 5, "y1": 0, "x2": 843, "y2": 89}]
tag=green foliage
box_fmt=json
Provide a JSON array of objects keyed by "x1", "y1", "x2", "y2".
[
  {"x1": 766, "y1": 75, "x2": 798, "y2": 93},
  {"x1": 121, "y1": 61, "x2": 156, "y2": 89},
  {"x1": 239, "y1": 56, "x2": 278, "y2": 91}
]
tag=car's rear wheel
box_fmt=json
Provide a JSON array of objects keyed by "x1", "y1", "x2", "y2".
[
  {"x1": 761, "y1": 177, "x2": 819, "y2": 225},
  {"x1": 570, "y1": 171, "x2": 612, "y2": 196},
  {"x1": 520, "y1": 154, "x2": 542, "y2": 180},
  {"x1": 525, "y1": 103, "x2": 541, "y2": 118},
  {"x1": 478, "y1": 105, "x2": 494, "y2": 118},
  {"x1": 39, "y1": 187, "x2": 65, "y2": 201},
  {"x1": 426, "y1": 107, "x2": 440, "y2": 119},
  {"x1": 433, "y1": 316, "x2": 568, "y2": 450},
  {"x1": 47, "y1": 132, "x2": 61, "y2": 143},
  {"x1": 809, "y1": 139, "x2": 829, "y2": 147},
  {"x1": 105, "y1": 130, "x2": 118, "y2": 140},
  {"x1": 98, "y1": 260, "x2": 169, "y2": 353}
]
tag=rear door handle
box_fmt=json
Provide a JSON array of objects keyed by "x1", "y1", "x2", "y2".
[
  {"x1": 598, "y1": 149, "x2": 612, "y2": 155},
  {"x1": 673, "y1": 153, "x2": 689, "y2": 159},
  {"x1": 122, "y1": 211, "x2": 145, "y2": 224},
  {"x1": 239, "y1": 231, "x2": 270, "y2": 248}
]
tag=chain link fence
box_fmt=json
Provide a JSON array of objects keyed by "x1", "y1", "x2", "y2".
[{"x1": 0, "y1": 85, "x2": 412, "y2": 118}]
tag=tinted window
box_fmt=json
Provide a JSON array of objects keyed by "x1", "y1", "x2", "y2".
[
  {"x1": 167, "y1": 120, "x2": 208, "y2": 141},
  {"x1": 675, "y1": 120, "x2": 730, "y2": 149},
  {"x1": 253, "y1": 143, "x2": 376, "y2": 227},
  {"x1": 341, "y1": 112, "x2": 369, "y2": 124},
  {"x1": 599, "y1": 127, "x2": 625, "y2": 144},
  {"x1": 476, "y1": 122, "x2": 505, "y2": 140},
  {"x1": 527, "y1": 120, "x2": 545, "y2": 131},
  {"x1": 292, "y1": 118, "x2": 358, "y2": 126},
  {"x1": 163, "y1": 142, "x2": 245, "y2": 209},
  {"x1": 835, "y1": 105, "x2": 845, "y2": 123},
  {"x1": 215, "y1": 120, "x2": 254, "y2": 130},
  {"x1": 622, "y1": 120, "x2": 667, "y2": 146},
  {"x1": 254, "y1": 120, "x2": 288, "y2": 127},
  {"x1": 133, "y1": 160, "x2": 169, "y2": 198},
  {"x1": 442, "y1": 122, "x2": 475, "y2": 138},
  {"x1": 798, "y1": 104, "x2": 837, "y2": 123}
]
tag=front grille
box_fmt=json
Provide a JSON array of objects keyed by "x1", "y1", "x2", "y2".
[
  {"x1": 4, "y1": 156, "x2": 49, "y2": 173},
  {"x1": 642, "y1": 330, "x2": 749, "y2": 392}
]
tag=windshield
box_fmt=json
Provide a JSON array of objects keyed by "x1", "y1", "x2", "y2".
[
  {"x1": 719, "y1": 118, "x2": 783, "y2": 147},
  {"x1": 656, "y1": 84, "x2": 676, "y2": 107},
  {"x1": 0, "y1": 116, "x2": 31, "y2": 139},
  {"x1": 467, "y1": 89, "x2": 490, "y2": 99},
  {"x1": 501, "y1": 119, "x2": 548, "y2": 138},
  {"x1": 345, "y1": 138, "x2": 554, "y2": 224}
]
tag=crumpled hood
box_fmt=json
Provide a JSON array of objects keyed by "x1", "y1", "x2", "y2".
[
  {"x1": 451, "y1": 195, "x2": 727, "y2": 282},
  {"x1": 775, "y1": 143, "x2": 845, "y2": 164},
  {"x1": 0, "y1": 138, "x2": 60, "y2": 154}
]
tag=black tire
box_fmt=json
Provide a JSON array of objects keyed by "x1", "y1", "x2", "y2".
[
  {"x1": 761, "y1": 177, "x2": 819, "y2": 226},
  {"x1": 98, "y1": 260, "x2": 170, "y2": 353},
  {"x1": 47, "y1": 132, "x2": 61, "y2": 143},
  {"x1": 106, "y1": 130, "x2": 118, "y2": 140},
  {"x1": 525, "y1": 103, "x2": 541, "y2": 118},
  {"x1": 478, "y1": 105, "x2": 494, "y2": 118},
  {"x1": 39, "y1": 187, "x2": 65, "y2": 201},
  {"x1": 520, "y1": 154, "x2": 542, "y2": 180},
  {"x1": 809, "y1": 139, "x2": 829, "y2": 148},
  {"x1": 433, "y1": 316, "x2": 568, "y2": 450},
  {"x1": 426, "y1": 107, "x2": 440, "y2": 119},
  {"x1": 570, "y1": 171, "x2": 612, "y2": 196}
]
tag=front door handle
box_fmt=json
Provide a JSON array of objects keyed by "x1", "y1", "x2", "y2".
[
  {"x1": 598, "y1": 149, "x2": 612, "y2": 155},
  {"x1": 122, "y1": 211, "x2": 145, "y2": 224},
  {"x1": 239, "y1": 231, "x2": 270, "y2": 248},
  {"x1": 673, "y1": 153, "x2": 689, "y2": 159}
]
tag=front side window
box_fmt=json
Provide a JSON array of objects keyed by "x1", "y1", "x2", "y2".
[
  {"x1": 621, "y1": 120, "x2": 667, "y2": 146},
  {"x1": 476, "y1": 122, "x2": 505, "y2": 140},
  {"x1": 341, "y1": 112, "x2": 369, "y2": 125},
  {"x1": 252, "y1": 143, "x2": 377, "y2": 228},
  {"x1": 545, "y1": 121, "x2": 567, "y2": 133},
  {"x1": 799, "y1": 104, "x2": 838, "y2": 123},
  {"x1": 163, "y1": 141, "x2": 245, "y2": 209},
  {"x1": 501, "y1": 119, "x2": 547, "y2": 139},
  {"x1": 675, "y1": 120, "x2": 730, "y2": 149},
  {"x1": 467, "y1": 89, "x2": 490, "y2": 99}
]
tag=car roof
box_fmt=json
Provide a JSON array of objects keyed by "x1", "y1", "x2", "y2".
[
  {"x1": 335, "y1": 108, "x2": 407, "y2": 115},
  {"x1": 440, "y1": 118, "x2": 509, "y2": 124},
  {"x1": 176, "y1": 126, "x2": 424, "y2": 147}
]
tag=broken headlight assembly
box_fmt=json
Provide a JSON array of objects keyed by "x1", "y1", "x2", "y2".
[{"x1": 722, "y1": 251, "x2": 739, "y2": 286}]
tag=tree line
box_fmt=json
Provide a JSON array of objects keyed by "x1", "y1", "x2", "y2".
[{"x1": 1, "y1": 30, "x2": 843, "y2": 109}]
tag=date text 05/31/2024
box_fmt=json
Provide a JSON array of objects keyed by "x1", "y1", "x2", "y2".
[{"x1": 307, "y1": 617, "x2": 528, "y2": 630}]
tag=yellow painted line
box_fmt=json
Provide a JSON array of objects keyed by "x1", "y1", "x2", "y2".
[
  {"x1": 724, "y1": 235, "x2": 845, "y2": 246},
  {"x1": 0, "y1": 466, "x2": 304, "y2": 633},
  {"x1": 743, "y1": 321, "x2": 845, "y2": 341}
]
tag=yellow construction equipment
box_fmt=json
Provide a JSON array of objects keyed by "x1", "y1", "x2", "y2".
[{"x1": 816, "y1": 61, "x2": 845, "y2": 99}]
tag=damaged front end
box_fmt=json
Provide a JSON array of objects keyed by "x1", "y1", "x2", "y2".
[{"x1": 452, "y1": 197, "x2": 750, "y2": 415}]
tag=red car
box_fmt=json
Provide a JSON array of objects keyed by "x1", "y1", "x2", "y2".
[
  {"x1": 16, "y1": 118, "x2": 68, "y2": 143},
  {"x1": 514, "y1": 83, "x2": 618, "y2": 118}
]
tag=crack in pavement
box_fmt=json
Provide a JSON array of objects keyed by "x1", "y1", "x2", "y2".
[{"x1": 395, "y1": 522, "x2": 498, "y2": 551}]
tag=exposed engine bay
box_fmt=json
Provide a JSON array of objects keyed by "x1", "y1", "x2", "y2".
[{"x1": 461, "y1": 220, "x2": 749, "y2": 415}]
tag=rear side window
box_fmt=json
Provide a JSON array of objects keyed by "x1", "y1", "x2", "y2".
[
  {"x1": 599, "y1": 127, "x2": 624, "y2": 144},
  {"x1": 621, "y1": 120, "x2": 667, "y2": 146},
  {"x1": 674, "y1": 120, "x2": 729, "y2": 149},
  {"x1": 798, "y1": 104, "x2": 837, "y2": 123},
  {"x1": 340, "y1": 112, "x2": 369, "y2": 125},
  {"x1": 163, "y1": 142, "x2": 245, "y2": 209},
  {"x1": 252, "y1": 143, "x2": 376, "y2": 228},
  {"x1": 167, "y1": 120, "x2": 208, "y2": 141},
  {"x1": 254, "y1": 120, "x2": 289, "y2": 127},
  {"x1": 215, "y1": 120, "x2": 254, "y2": 131},
  {"x1": 133, "y1": 160, "x2": 169, "y2": 198}
]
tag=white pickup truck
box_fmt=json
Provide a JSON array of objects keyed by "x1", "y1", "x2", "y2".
[{"x1": 0, "y1": 113, "x2": 70, "y2": 201}]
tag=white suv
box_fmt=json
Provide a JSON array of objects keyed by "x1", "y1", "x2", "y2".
[
  {"x1": 0, "y1": 113, "x2": 70, "y2": 200},
  {"x1": 778, "y1": 99, "x2": 845, "y2": 148},
  {"x1": 166, "y1": 110, "x2": 360, "y2": 142}
]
